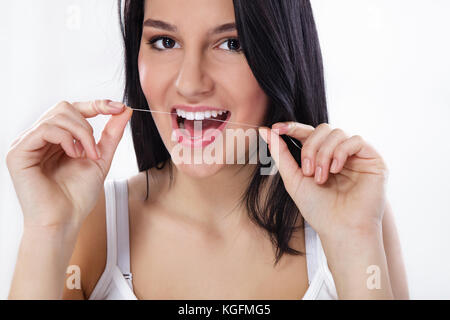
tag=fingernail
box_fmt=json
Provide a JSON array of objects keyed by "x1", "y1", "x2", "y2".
[
  {"x1": 108, "y1": 101, "x2": 124, "y2": 111},
  {"x1": 258, "y1": 128, "x2": 268, "y2": 143},
  {"x1": 271, "y1": 123, "x2": 290, "y2": 135},
  {"x1": 303, "y1": 158, "x2": 311, "y2": 175},
  {"x1": 315, "y1": 166, "x2": 322, "y2": 183},
  {"x1": 330, "y1": 159, "x2": 338, "y2": 173},
  {"x1": 95, "y1": 145, "x2": 101, "y2": 159}
]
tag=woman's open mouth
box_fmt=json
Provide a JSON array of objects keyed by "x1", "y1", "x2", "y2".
[{"x1": 171, "y1": 106, "x2": 231, "y2": 148}]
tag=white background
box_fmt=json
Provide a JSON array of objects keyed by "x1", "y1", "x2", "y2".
[{"x1": 1, "y1": 0, "x2": 449, "y2": 299}]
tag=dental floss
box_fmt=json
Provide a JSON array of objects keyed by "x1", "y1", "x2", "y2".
[{"x1": 127, "y1": 107, "x2": 302, "y2": 150}]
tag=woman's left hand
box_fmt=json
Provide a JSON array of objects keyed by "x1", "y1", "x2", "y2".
[{"x1": 258, "y1": 122, "x2": 389, "y2": 240}]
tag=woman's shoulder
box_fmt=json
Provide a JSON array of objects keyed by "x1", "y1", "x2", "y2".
[
  {"x1": 62, "y1": 171, "x2": 147, "y2": 300},
  {"x1": 62, "y1": 164, "x2": 171, "y2": 299}
]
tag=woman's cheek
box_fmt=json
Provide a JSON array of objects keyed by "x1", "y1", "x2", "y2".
[
  {"x1": 138, "y1": 50, "x2": 162, "y2": 97},
  {"x1": 138, "y1": 54, "x2": 173, "y2": 148},
  {"x1": 138, "y1": 55, "x2": 157, "y2": 99},
  {"x1": 235, "y1": 87, "x2": 268, "y2": 126},
  {"x1": 230, "y1": 65, "x2": 269, "y2": 125},
  {"x1": 138, "y1": 51, "x2": 150, "y2": 96}
]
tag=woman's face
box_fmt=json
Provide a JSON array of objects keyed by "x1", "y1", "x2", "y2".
[{"x1": 138, "y1": 0, "x2": 268, "y2": 178}]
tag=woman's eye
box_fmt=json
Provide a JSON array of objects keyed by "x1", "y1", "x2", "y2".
[
  {"x1": 147, "y1": 36, "x2": 242, "y2": 53},
  {"x1": 148, "y1": 36, "x2": 181, "y2": 50},
  {"x1": 218, "y1": 38, "x2": 242, "y2": 53}
]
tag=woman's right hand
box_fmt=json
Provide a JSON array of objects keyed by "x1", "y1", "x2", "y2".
[{"x1": 6, "y1": 100, "x2": 133, "y2": 230}]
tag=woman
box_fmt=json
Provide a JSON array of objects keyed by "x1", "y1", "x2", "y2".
[{"x1": 7, "y1": 0, "x2": 408, "y2": 299}]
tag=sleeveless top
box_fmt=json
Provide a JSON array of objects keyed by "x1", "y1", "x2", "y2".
[{"x1": 88, "y1": 179, "x2": 338, "y2": 300}]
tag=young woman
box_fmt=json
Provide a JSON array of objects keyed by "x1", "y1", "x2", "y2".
[{"x1": 7, "y1": 0, "x2": 408, "y2": 299}]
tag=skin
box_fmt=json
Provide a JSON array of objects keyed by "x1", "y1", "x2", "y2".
[
  {"x1": 7, "y1": 0, "x2": 409, "y2": 300},
  {"x1": 138, "y1": 0, "x2": 268, "y2": 178},
  {"x1": 259, "y1": 123, "x2": 409, "y2": 298},
  {"x1": 7, "y1": 99, "x2": 132, "y2": 299}
]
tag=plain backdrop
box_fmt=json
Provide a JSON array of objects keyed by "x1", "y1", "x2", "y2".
[{"x1": 1, "y1": 0, "x2": 449, "y2": 299}]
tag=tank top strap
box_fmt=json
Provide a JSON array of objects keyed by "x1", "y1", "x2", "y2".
[
  {"x1": 304, "y1": 221, "x2": 338, "y2": 299},
  {"x1": 114, "y1": 178, "x2": 133, "y2": 289},
  {"x1": 304, "y1": 221, "x2": 319, "y2": 284},
  {"x1": 88, "y1": 179, "x2": 118, "y2": 299}
]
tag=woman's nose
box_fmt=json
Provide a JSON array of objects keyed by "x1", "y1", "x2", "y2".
[{"x1": 175, "y1": 52, "x2": 214, "y2": 99}]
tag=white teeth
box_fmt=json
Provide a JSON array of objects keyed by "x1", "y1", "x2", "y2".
[
  {"x1": 176, "y1": 109, "x2": 227, "y2": 120},
  {"x1": 194, "y1": 112, "x2": 204, "y2": 120},
  {"x1": 186, "y1": 112, "x2": 194, "y2": 120}
]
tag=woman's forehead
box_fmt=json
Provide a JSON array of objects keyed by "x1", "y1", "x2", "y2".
[{"x1": 143, "y1": 0, "x2": 236, "y2": 26}]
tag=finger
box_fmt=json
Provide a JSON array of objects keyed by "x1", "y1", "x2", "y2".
[
  {"x1": 54, "y1": 103, "x2": 95, "y2": 135},
  {"x1": 20, "y1": 123, "x2": 79, "y2": 159},
  {"x1": 272, "y1": 122, "x2": 331, "y2": 177},
  {"x1": 333, "y1": 135, "x2": 383, "y2": 173},
  {"x1": 314, "y1": 128, "x2": 349, "y2": 184},
  {"x1": 295, "y1": 123, "x2": 332, "y2": 177},
  {"x1": 271, "y1": 121, "x2": 315, "y2": 144},
  {"x1": 38, "y1": 104, "x2": 96, "y2": 150},
  {"x1": 72, "y1": 99, "x2": 126, "y2": 118},
  {"x1": 40, "y1": 143, "x2": 63, "y2": 164},
  {"x1": 45, "y1": 113, "x2": 99, "y2": 160},
  {"x1": 96, "y1": 107, "x2": 133, "y2": 170},
  {"x1": 258, "y1": 126, "x2": 304, "y2": 195},
  {"x1": 74, "y1": 140, "x2": 84, "y2": 158},
  {"x1": 37, "y1": 100, "x2": 125, "y2": 125}
]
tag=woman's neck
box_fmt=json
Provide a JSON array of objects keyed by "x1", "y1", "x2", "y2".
[{"x1": 165, "y1": 162, "x2": 258, "y2": 231}]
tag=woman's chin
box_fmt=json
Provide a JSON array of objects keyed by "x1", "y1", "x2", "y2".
[{"x1": 175, "y1": 162, "x2": 226, "y2": 179}]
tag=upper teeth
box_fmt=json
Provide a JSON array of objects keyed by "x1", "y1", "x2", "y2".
[{"x1": 176, "y1": 109, "x2": 228, "y2": 121}]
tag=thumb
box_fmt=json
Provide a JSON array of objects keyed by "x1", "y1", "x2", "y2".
[
  {"x1": 258, "y1": 126, "x2": 304, "y2": 194},
  {"x1": 96, "y1": 106, "x2": 133, "y2": 173}
]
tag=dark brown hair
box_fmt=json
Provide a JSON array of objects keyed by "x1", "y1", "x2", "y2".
[{"x1": 118, "y1": 0, "x2": 328, "y2": 265}]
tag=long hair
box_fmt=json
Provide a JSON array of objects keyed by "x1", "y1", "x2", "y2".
[{"x1": 118, "y1": 0, "x2": 328, "y2": 265}]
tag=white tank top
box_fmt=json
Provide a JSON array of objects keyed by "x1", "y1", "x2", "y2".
[{"x1": 88, "y1": 179, "x2": 338, "y2": 300}]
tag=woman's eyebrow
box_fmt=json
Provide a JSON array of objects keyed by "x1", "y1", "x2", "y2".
[{"x1": 143, "y1": 19, "x2": 236, "y2": 35}]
